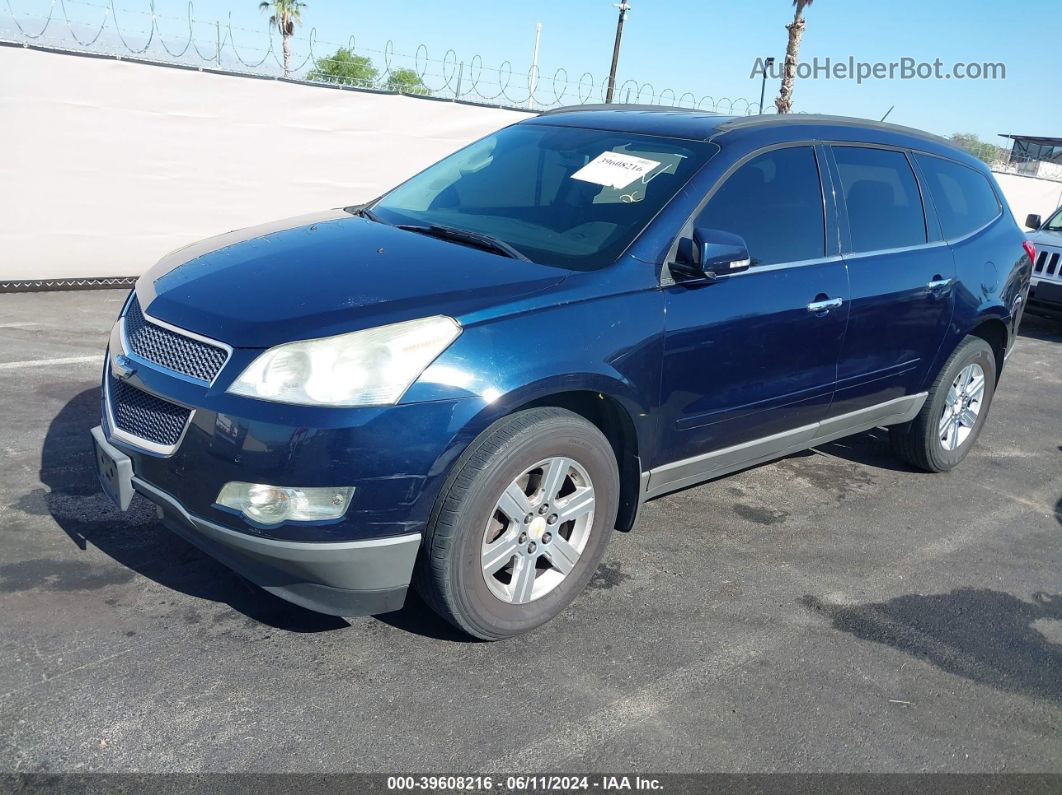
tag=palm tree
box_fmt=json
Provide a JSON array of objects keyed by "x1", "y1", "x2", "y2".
[
  {"x1": 774, "y1": 0, "x2": 814, "y2": 114},
  {"x1": 259, "y1": 0, "x2": 306, "y2": 77}
]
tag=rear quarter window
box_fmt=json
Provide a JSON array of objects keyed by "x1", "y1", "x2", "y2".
[{"x1": 914, "y1": 154, "x2": 1002, "y2": 240}]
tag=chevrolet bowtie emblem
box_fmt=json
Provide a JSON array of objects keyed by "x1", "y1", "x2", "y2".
[{"x1": 112, "y1": 354, "x2": 136, "y2": 381}]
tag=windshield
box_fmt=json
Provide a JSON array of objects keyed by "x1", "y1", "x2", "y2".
[
  {"x1": 1045, "y1": 206, "x2": 1062, "y2": 231},
  {"x1": 370, "y1": 123, "x2": 714, "y2": 269}
]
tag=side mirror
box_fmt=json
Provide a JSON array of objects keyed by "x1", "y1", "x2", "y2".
[
  {"x1": 1026, "y1": 214, "x2": 1042, "y2": 230},
  {"x1": 671, "y1": 228, "x2": 751, "y2": 283}
]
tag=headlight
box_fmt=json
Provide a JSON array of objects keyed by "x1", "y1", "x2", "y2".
[
  {"x1": 228, "y1": 316, "x2": 461, "y2": 407},
  {"x1": 216, "y1": 482, "x2": 355, "y2": 525}
]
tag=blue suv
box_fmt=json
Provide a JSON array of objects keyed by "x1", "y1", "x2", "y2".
[{"x1": 92, "y1": 107, "x2": 1032, "y2": 639}]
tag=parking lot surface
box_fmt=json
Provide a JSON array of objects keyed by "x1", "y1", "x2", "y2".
[{"x1": 1, "y1": 290, "x2": 1060, "y2": 773}]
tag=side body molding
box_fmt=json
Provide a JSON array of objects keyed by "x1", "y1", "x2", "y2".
[{"x1": 643, "y1": 392, "x2": 928, "y2": 499}]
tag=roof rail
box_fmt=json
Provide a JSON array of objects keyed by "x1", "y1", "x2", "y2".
[
  {"x1": 532, "y1": 108, "x2": 953, "y2": 149},
  {"x1": 537, "y1": 103, "x2": 723, "y2": 116},
  {"x1": 713, "y1": 113, "x2": 948, "y2": 143}
]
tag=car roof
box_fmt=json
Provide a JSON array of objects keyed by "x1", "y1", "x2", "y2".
[
  {"x1": 526, "y1": 105, "x2": 738, "y2": 141},
  {"x1": 526, "y1": 105, "x2": 975, "y2": 165}
]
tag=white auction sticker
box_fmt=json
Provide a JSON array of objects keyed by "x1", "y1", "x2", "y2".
[{"x1": 570, "y1": 151, "x2": 662, "y2": 189}]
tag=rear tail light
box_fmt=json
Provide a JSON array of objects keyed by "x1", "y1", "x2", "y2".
[{"x1": 1023, "y1": 240, "x2": 1036, "y2": 265}]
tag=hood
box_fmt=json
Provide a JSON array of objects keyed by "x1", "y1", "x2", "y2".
[
  {"x1": 138, "y1": 209, "x2": 569, "y2": 348},
  {"x1": 1029, "y1": 228, "x2": 1062, "y2": 249}
]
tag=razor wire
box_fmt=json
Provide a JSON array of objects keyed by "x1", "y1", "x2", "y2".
[{"x1": 0, "y1": 0, "x2": 767, "y2": 114}]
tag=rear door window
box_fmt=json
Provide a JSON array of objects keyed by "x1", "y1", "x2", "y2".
[
  {"x1": 834, "y1": 146, "x2": 927, "y2": 253},
  {"x1": 696, "y1": 146, "x2": 825, "y2": 267},
  {"x1": 914, "y1": 154, "x2": 1001, "y2": 239}
]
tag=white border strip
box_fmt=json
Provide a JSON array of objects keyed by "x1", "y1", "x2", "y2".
[{"x1": 0, "y1": 355, "x2": 100, "y2": 370}]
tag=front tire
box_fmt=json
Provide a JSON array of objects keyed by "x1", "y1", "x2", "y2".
[
  {"x1": 889, "y1": 336, "x2": 997, "y2": 472},
  {"x1": 415, "y1": 408, "x2": 620, "y2": 640}
]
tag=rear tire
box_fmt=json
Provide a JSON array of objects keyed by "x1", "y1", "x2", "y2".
[
  {"x1": 889, "y1": 336, "x2": 997, "y2": 472},
  {"x1": 414, "y1": 408, "x2": 619, "y2": 640}
]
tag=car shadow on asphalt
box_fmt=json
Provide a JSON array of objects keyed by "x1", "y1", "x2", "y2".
[
  {"x1": 1018, "y1": 313, "x2": 1062, "y2": 343},
  {"x1": 811, "y1": 428, "x2": 926, "y2": 474},
  {"x1": 373, "y1": 592, "x2": 477, "y2": 642},
  {"x1": 40, "y1": 387, "x2": 468, "y2": 639},
  {"x1": 803, "y1": 589, "x2": 1062, "y2": 705},
  {"x1": 39, "y1": 387, "x2": 351, "y2": 633}
]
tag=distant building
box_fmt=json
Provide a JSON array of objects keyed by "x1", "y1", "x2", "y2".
[{"x1": 999, "y1": 135, "x2": 1062, "y2": 180}]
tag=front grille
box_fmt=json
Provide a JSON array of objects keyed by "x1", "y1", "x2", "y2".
[
  {"x1": 110, "y1": 377, "x2": 191, "y2": 447},
  {"x1": 124, "y1": 295, "x2": 228, "y2": 382},
  {"x1": 1034, "y1": 249, "x2": 1060, "y2": 278}
]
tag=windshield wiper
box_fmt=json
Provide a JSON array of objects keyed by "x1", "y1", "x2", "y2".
[
  {"x1": 349, "y1": 205, "x2": 387, "y2": 224},
  {"x1": 344, "y1": 203, "x2": 389, "y2": 224},
  {"x1": 396, "y1": 223, "x2": 530, "y2": 262}
]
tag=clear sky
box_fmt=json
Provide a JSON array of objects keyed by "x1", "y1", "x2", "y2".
[{"x1": 55, "y1": 0, "x2": 1062, "y2": 143}]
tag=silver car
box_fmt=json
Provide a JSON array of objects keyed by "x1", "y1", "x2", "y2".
[{"x1": 1026, "y1": 206, "x2": 1062, "y2": 315}]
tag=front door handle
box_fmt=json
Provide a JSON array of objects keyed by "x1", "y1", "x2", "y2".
[
  {"x1": 807, "y1": 297, "x2": 843, "y2": 314},
  {"x1": 927, "y1": 277, "x2": 953, "y2": 291}
]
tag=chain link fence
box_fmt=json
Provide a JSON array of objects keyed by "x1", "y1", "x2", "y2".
[{"x1": 1, "y1": 0, "x2": 764, "y2": 113}]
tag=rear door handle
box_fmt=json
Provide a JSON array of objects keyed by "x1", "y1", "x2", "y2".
[
  {"x1": 807, "y1": 297, "x2": 843, "y2": 314},
  {"x1": 927, "y1": 277, "x2": 953, "y2": 291}
]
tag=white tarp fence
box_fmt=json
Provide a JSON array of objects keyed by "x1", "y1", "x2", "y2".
[
  {"x1": 991, "y1": 171, "x2": 1062, "y2": 229},
  {"x1": 0, "y1": 46, "x2": 528, "y2": 281},
  {"x1": 3, "y1": 46, "x2": 1060, "y2": 282}
]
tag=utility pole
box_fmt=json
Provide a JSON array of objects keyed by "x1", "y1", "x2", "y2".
[
  {"x1": 528, "y1": 22, "x2": 542, "y2": 110},
  {"x1": 758, "y1": 57, "x2": 775, "y2": 114},
  {"x1": 605, "y1": 1, "x2": 630, "y2": 104}
]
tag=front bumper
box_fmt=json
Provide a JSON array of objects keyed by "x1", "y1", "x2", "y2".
[
  {"x1": 102, "y1": 310, "x2": 483, "y2": 543},
  {"x1": 92, "y1": 426, "x2": 420, "y2": 616},
  {"x1": 1029, "y1": 278, "x2": 1062, "y2": 312}
]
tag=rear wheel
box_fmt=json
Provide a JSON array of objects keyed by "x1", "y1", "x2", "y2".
[
  {"x1": 415, "y1": 408, "x2": 619, "y2": 640},
  {"x1": 890, "y1": 336, "x2": 997, "y2": 472}
]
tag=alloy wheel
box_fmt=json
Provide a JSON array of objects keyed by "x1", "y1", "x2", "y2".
[
  {"x1": 480, "y1": 457, "x2": 596, "y2": 604},
  {"x1": 939, "y1": 362, "x2": 986, "y2": 451}
]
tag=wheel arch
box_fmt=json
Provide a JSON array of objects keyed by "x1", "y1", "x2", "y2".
[
  {"x1": 451, "y1": 377, "x2": 650, "y2": 533},
  {"x1": 930, "y1": 302, "x2": 1011, "y2": 390},
  {"x1": 967, "y1": 316, "x2": 1009, "y2": 382},
  {"x1": 516, "y1": 390, "x2": 644, "y2": 532}
]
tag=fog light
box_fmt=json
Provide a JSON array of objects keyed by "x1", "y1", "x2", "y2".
[{"x1": 216, "y1": 482, "x2": 355, "y2": 525}]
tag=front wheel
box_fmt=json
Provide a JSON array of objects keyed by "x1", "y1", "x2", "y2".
[
  {"x1": 415, "y1": 408, "x2": 620, "y2": 640},
  {"x1": 890, "y1": 336, "x2": 997, "y2": 472}
]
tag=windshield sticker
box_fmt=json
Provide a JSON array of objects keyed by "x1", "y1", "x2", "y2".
[{"x1": 571, "y1": 151, "x2": 662, "y2": 189}]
